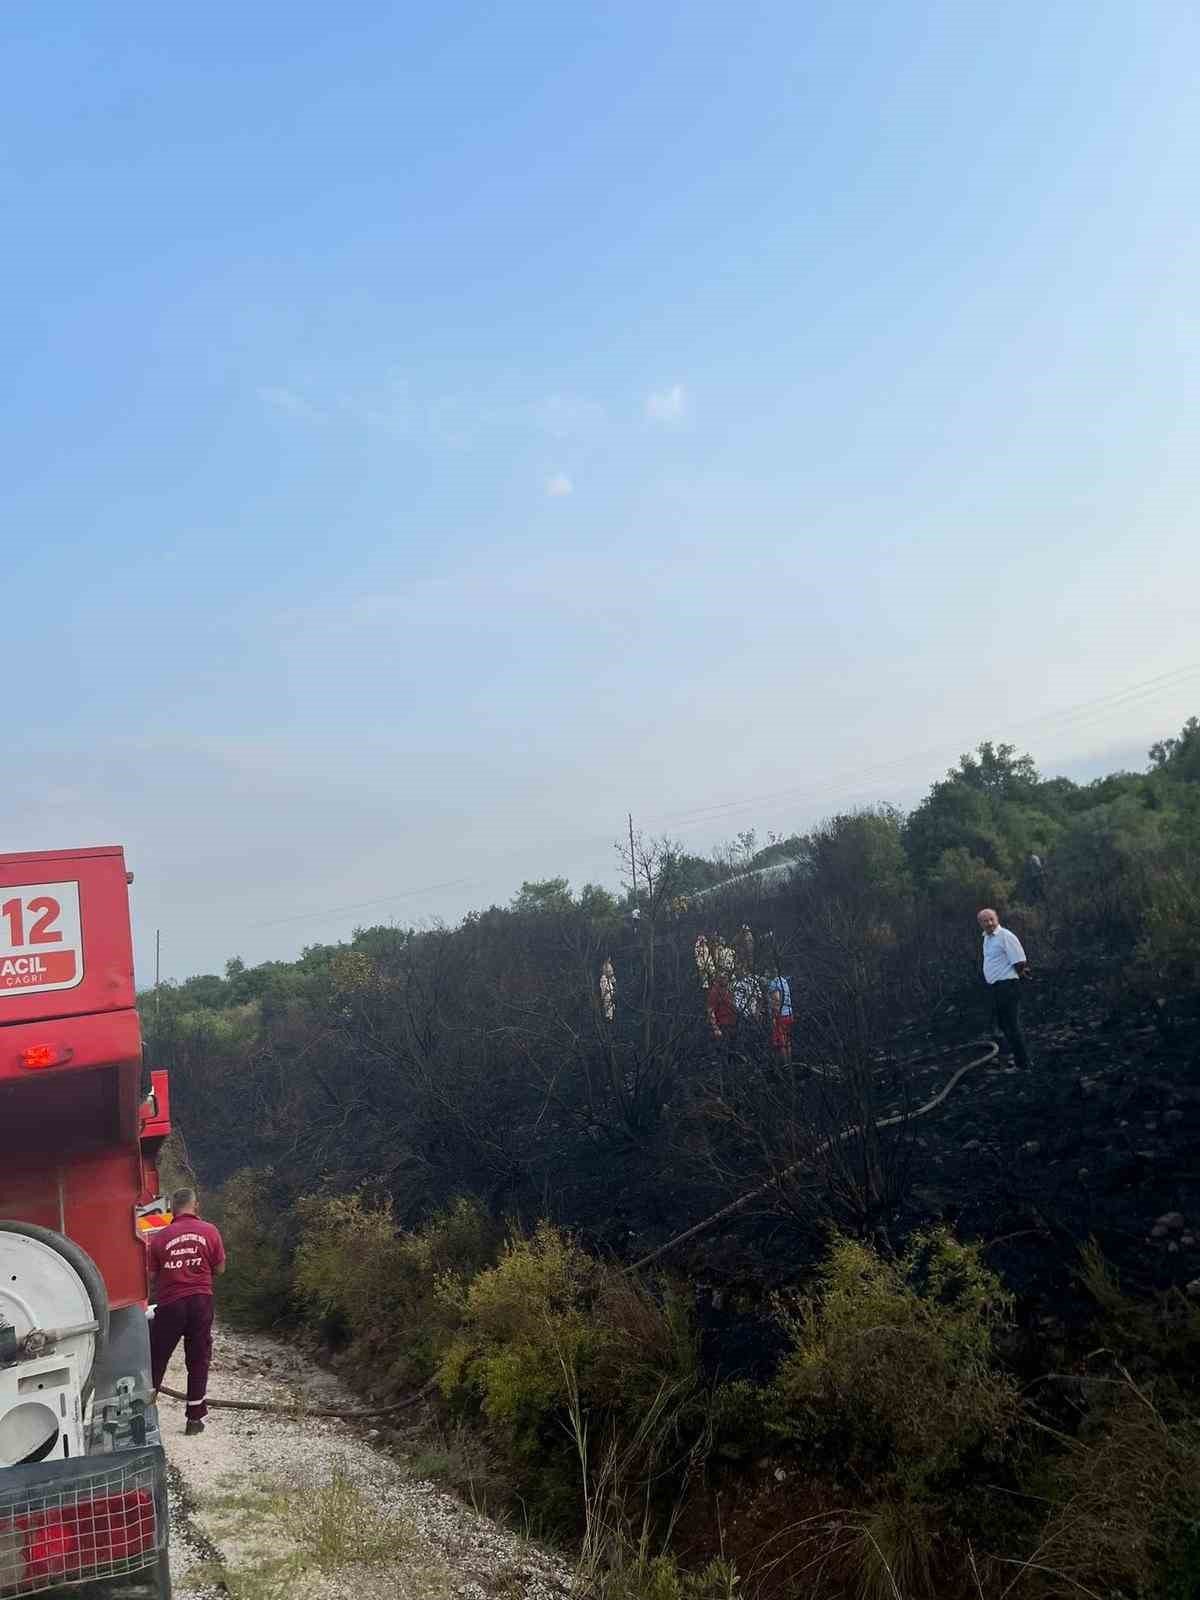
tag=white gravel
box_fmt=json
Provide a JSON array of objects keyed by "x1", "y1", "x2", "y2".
[{"x1": 162, "y1": 1326, "x2": 572, "y2": 1600}]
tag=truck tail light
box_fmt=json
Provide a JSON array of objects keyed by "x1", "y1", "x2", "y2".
[
  {"x1": 24, "y1": 1516, "x2": 77, "y2": 1578},
  {"x1": 17, "y1": 1043, "x2": 71, "y2": 1071},
  {"x1": 17, "y1": 1490, "x2": 155, "y2": 1582}
]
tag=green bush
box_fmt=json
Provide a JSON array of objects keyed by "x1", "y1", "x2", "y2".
[
  {"x1": 591, "y1": 1273, "x2": 703, "y2": 1423},
  {"x1": 436, "y1": 1220, "x2": 710, "y2": 1549},
  {"x1": 438, "y1": 1221, "x2": 608, "y2": 1437},
  {"x1": 1047, "y1": 796, "x2": 1167, "y2": 950},
  {"x1": 927, "y1": 846, "x2": 1011, "y2": 924},
  {"x1": 582, "y1": 1550, "x2": 739, "y2": 1600},
  {"x1": 769, "y1": 1230, "x2": 1017, "y2": 1490},
  {"x1": 1132, "y1": 863, "x2": 1200, "y2": 1005},
  {"x1": 440, "y1": 1223, "x2": 704, "y2": 1436},
  {"x1": 293, "y1": 1191, "x2": 406, "y2": 1341},
  {"x1": 805, "y1": 808, "x2": 914, "y2": 915},
  {"x1": 207, "y1": 1168, "x2": 295, "y2": 1329},
  {"x1": 294, "y1": 1192, "x2": 499, "y2": 1369},
  {"x1": 707, "y1": 1379, "x2": 771, "y2": 1461},
  {"x1": 402, "y1": 1195, "x2": 502, "y2": 1297}
]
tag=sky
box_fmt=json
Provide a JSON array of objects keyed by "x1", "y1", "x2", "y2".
[{"x1": 4, "y1": 2, "x2": 1198, "y2": 983}]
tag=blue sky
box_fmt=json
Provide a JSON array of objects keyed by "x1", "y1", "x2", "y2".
[{"x1": 5, "y1": 1, "x2": 1198, "y2": 981}]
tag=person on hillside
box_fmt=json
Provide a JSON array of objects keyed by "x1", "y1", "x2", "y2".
[
  {"x1": 767, "y1": 969, "x2": 794, "y2": 1061},
  {"x1": 733, "y1": 970, "x2": 766, "y2": 1030},
  {"x1": 707, "y1": 970, "x2": 737, "y2": 1045},
  {"x1": 694, "y1": 934, "x2": 716, "y2": 990},
  {"x1": 599, "y1": 958, "x2": 616, "y2": 1022},
  {"x1": 1020, "y1": 852, "x2": 1046, "y2": 903},
  {"x1": 977, "y1": 908, "x2": 1034, "y2": 1071},
  {"x1": 147, "y1": 1186, "x2": 226, "y2": 1435}
]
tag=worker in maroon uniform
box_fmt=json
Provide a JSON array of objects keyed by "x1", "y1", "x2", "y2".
[{"x1": 147, "y1": 1187, "x2": 226, "y2": 1435}]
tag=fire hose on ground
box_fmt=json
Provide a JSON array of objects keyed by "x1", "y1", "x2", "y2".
[
  {"x1": 624, "y1": 1037, "x2": 1000, "y2": 1273},
  {"x1": 161, "y1": 1038, "x2": 999, "y2": 1415},
  {"x1": 155, "y1": 1376, "x2": 440, "y2": 1418}
]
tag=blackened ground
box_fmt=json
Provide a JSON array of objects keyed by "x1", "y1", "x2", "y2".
[
  {"x1": 612, "y1": 968, "x2": 1199, "y2": 1333},
  {"x1": 908, "y1": 979, "x2": 1199, "y2": 1312}
]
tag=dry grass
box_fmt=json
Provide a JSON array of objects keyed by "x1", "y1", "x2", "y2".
[
  {"x1": 188, "y1": 1554, "x2": 301, "y2": 1600},
  {"x1": 281, "y1": 1466, "x2": 415, "y2": 1568},
  {"x1": 198, "y1": 1465, "x2": 453, "y2": 1600},
  {"x1": 1021, "y1": 1384, "x2": 1200, "y2": 1600},
  {"x1": 1076, "y1": 1238, "x2": 1200, "y2": 1366},
  {"x1": 851, "y1": 1498, "x2": 938, "y2": 1600}
]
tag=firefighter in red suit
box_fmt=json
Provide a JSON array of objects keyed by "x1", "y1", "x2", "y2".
[{"x1": 147, "y1": 1187, "x2": 226, "y2": 1435}]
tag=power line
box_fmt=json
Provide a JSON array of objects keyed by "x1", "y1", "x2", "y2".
[
  {"x1": 642, "y1": 661, "x2": 1200, "y2": 832},
  {"x1": 236, "y1": 660, "x2": 1200, "y2": 937},
  {"x1": 249, "y1": 875, "x2": 479, "y2": 930},
  {"x1": 648, "y1": 668, "x2": 1200, "y2": 843}
]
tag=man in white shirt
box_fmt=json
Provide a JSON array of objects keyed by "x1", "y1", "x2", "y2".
[{"x1": 977, "y1": 907, "x2": 1033, "y2": 1071}]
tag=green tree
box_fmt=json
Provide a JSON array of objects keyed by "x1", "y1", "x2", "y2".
[
  {"x1": 952, "y1": 740, "x2": 1038, "y2": 800},
  {"x1": 577, "y1": 882, "x2": 619, "y2": 922},
  {"x1": 511, "y1": 877, "x2": 575, "y2": 914},
  {"x1": 927, "y1": 846, "x2": 1011, "y2": 922},
  {"x1": 904, "y1": 743, "x2": 1044, "y2": 880},
  {"x1": 804, "y1": 807, "x2": 912, "y2": 911},
  {"x1": 1150, "y1": 715, "x2": 1200, "y2": 783}
]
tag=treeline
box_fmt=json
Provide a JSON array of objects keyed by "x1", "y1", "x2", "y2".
[{"x1": 146, "y1": 720, "x2": 1200, "y2": 1246}]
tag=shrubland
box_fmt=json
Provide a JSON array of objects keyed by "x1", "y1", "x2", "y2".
[{"x1": 206, "y1": 1198, "x2": 1200, "y2": 1598}]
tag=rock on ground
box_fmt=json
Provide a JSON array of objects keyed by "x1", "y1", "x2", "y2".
[{"x1": 163, "y1": 1326, "x2": 571, "y2": 1600}]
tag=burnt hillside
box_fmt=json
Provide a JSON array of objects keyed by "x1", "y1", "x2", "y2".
[{"x1": 145, "y1": 725, "x2": 1200, "y2": 1310}]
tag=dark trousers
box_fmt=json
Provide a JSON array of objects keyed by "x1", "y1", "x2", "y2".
[
  {"x1": 150, "y1": 1294, "x2": 214, "y2": 1420},
  {"x1": 991, "y1": 979, "x2": 1032, "y2": 1070}
]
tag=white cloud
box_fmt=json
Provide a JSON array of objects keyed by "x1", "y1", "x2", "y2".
[
  {"x1": 645, "y1": 384, "x2": 686, "y2": 423},
  {"x1": 528, "y1": 394, "x2": 608, "y2": 442},
  {"x1": 545, "y1": 472, "x2": 573, "y2": 498},
  {"x1": 480, "y1": 392, "x2": 610, "y2": 445},
  {"x1": 259, "y1": 386, "x2": 321, "y2": 421}
]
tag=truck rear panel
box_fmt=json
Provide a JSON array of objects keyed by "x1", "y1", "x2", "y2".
[
  {"x1": 0, "y1": 846, "x2": 146, "y2": 1311},
  {"x1": 0, "y1": 847, "x2": 135, "y2": 1025},
  {"x1": 1, "y1": 846, "x2": 168, "y2": 1595}
]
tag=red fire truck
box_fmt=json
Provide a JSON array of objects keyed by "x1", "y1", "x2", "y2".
[{"x1": 0, "y1": 846, "x2": 170, "y2": 1598}]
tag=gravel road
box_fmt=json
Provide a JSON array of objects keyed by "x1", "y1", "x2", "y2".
[{"x1": 161, "y1": 1327, "x2": 571, "y2": 1600}]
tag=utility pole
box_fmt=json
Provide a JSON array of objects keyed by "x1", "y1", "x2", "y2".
[
  {"x1": 628, "y1": 812, "x2": 657, "y2": 1058},
  {"x1": 155, "y1": 929, "x2": 161, "y2": 1030},
  {"x1": 627, "y1": 812, "x2": 638, "y2": 908}
]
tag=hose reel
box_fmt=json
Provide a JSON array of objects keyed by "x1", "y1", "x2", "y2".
[{"x1": 0, "y1": 1221, "x2": 109, "y2": 1468}]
